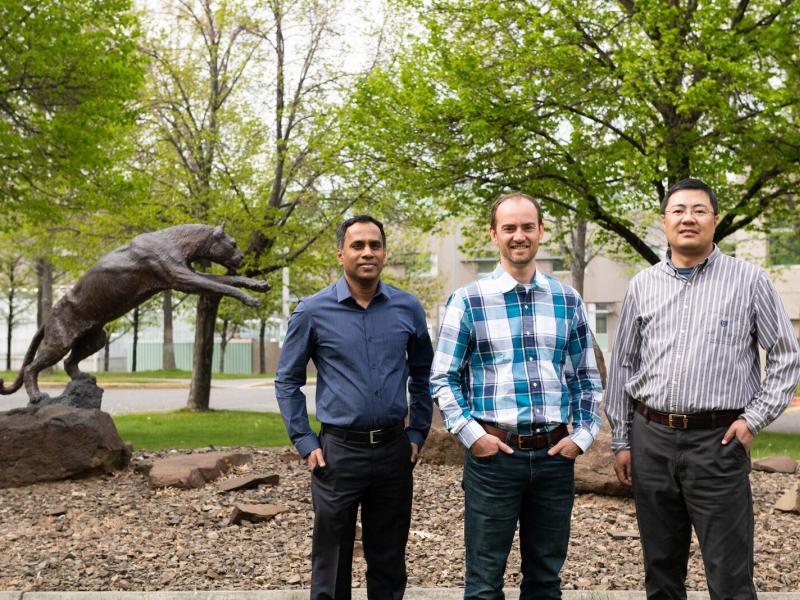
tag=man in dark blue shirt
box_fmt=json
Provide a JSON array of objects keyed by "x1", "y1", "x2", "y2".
[{"x1": 276, "y1": 215, "x2": 434, "y2": 600}]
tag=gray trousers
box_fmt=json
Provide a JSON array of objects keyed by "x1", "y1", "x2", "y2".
[{"x1": 631, "y1": 411, "x2": 757, "y2": 600}]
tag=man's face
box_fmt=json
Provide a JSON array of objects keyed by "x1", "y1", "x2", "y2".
[
  {"x1": 662, "y1": 189, "x2": 717, "y2": 257},
  {"x1": 490, "y1": 197, "x2": 544, "y2": 268},
  {"x1": 337, "y1": 222, "x2": 386, "y2": 285}
]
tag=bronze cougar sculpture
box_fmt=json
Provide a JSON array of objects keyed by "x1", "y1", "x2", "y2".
[{"x1": 0, "y1": 224, "x2": 270, "y2": 401}]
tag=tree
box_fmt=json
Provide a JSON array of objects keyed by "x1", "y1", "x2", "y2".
[
  {"x1": 0, "y1": 0, "x2": 144, "y2": 218},
  {"x1": 350, "y1": 0, "x2": 800, "y2": 264},
  {"x1": 138, "y1": 0, "x2": 395, "y2": 409},
  {"x1": 0, "y1": 251, "x2": 35, "y2": 371}
]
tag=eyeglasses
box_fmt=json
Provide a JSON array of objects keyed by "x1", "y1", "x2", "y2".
[{"x1": 665, "y1": 208, "x2": 714, "y2": 219}]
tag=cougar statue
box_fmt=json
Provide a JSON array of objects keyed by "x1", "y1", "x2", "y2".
[{"x1": 0, "y1": 224, "x2": 270, "y2": 402}]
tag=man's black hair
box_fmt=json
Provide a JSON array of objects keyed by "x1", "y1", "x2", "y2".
[
  {"x1": 661, "y1": 178, "x2": 719, "y2": 214},
  {"x1": 336, "y1": 215, "x2": 386, "y2": 249}
]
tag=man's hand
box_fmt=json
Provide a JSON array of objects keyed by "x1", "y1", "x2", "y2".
[
  {"x1": 722, "y1": 418, "x2": 754, "y2": 451},
  {"x1": 306, "y1": 448, "x2": 326, "y2": 471},
  {"x1": 410, "y1": 442, "x2": 419, "y2": 463},
  {"x1": 470, "y1": 433, "x2": 514, "y2": 458},
  {"x1": 547, "y1": 437, "x2": 582, "y2": 460},
  {"x1": 613, "y1": 449, "x2": 633, "y2": 486}
]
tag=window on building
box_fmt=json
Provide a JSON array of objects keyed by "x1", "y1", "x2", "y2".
[{"x1": 768, "y1": 229, "x2": 800, "y2": 266}]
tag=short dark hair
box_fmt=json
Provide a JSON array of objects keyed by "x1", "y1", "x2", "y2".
[
  {"x1": 337, "y1": 215, "x2": 386, "y2": 249},
  {"x1": 661, "y1": 178, "x2": 719, "y2": 214},
  {"x1": 490, "y1": 192, "x2": 543, "y2": 229}
]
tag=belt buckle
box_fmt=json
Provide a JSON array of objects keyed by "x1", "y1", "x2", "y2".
[
  {"x1": 668, "y1": 413, "x2": 688, "y2": 429},
  {"x1": 369, "y1": 429, "x2": 381, "y2": 445}
]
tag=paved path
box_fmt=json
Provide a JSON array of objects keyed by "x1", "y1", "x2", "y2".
[
  {"x1": 1, "y1": 380, "x2": 798, "y2": 432},
  {"x1": 4, "y1": 592, "x2": 800, "y2": 599}
]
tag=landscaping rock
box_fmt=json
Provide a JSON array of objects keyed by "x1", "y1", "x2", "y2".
[
  {"x1": 0, "y1": 404, "x2": 130, "y2": 488},
  {"x1": 419, "y1": 427, "x2": 464, "y2": 466},
  {"x1": 228, "y1": 503, "x2": 288, "y2": 525},
  {"x1": 148, "y1": 451, "x2": 251, "y2": 489},
  {"x1": 609, "y1": 529, "x2": 640, "y2": 539},
  {"x1": 774, "y1": 484, "x2": 800, "y2": 513},
  {"x1": 218, "y1": 473, "x2": 279, "y2": 492},
  {"x1": 753, "y1": 455, "x2": 798, "y2": 474},
  {"x1": 575, "y1": 428, "x2": 632, "y2": 498}
]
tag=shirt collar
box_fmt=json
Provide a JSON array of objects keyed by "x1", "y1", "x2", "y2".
[
  {"x1": 335, "y1": 276, "x2": 390, "y2": 303},
  {"x1": 662, "y1": 244, "x2": 720, "y2": 276},
  {"x1": 491, "y1": 264, "x2": 548, "y2": 293}
]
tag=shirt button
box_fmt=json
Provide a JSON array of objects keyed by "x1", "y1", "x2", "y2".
[
  {"x1": 524, "y1": 305, "x2": 528, "y2": 309},
  {"x1": 533, "y1": 382, "x2": 538, "y2": 387},
  {"x1": 526, "y1": 331, "x2": 530, "y2": 335},
  {"x1": 535, "y1": 428, "x2": 541, "y2": 433}
]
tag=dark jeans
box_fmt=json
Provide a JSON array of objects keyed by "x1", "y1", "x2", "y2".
[
  {"x1": 631, "y1": 411, "x2": 756, "y2": 600},
  {"x1": 310, "y1": 430, "x2": 414, "y2": 600},
  {"x1": 462, "y1": 448, "x2": 576, "y2": 600}
]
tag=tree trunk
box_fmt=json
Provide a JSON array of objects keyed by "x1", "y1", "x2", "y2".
[
  {"x1": 104, "y1": 336, "x2": 111, "y2": 372},
  {"x1": 131, "y1": 306, "x2": 140, "y2": 372},
  {"x1": 5, "y1": 259, "x2": 15, "y2": 371},
  {"x1": 259, "y1": 318, "x2": 266, "y2": 374},
  {"x1": 162, "y1": 290, "x2": 176, "y2": 370},
  {"x1": 219, "y1": 318, "x2": 229, "y2": 374},
  {"x1": 570, "y1": 220, "x2": 588, "y2": 298},
  {"x1": 36, "y1": 258, "x2": 53, "y2": 373},
  {"x1": 36, "y1": 258, "x2": 53, "y2": 328},
  {"x1": 186, "y1": 294, "x2": 221, "y2": 411}
]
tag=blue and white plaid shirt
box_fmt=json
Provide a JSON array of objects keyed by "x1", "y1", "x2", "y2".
[{"x1": 430, "y1": 265, "x2": 602, "y2": 451}]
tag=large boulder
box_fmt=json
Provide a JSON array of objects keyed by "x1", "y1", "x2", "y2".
[{"x1": 0, "y1": 404, "x2": 130, "y2": 488}]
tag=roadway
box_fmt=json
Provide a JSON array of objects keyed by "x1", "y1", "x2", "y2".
[{"x1": 1, "y1": 380, "x2": 798, "y2": 433}]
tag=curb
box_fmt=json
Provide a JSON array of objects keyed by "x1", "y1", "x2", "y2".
[{"x1": 6, "y1": 591, "x2": 800, "y2": 599}]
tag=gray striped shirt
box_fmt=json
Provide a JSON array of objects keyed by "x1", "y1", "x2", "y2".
[{"x1": 605, "y1": 246, "x2": 800, "y2": 451}]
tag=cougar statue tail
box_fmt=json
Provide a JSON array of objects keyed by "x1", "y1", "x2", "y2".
[{"x1": 0, "y1": 326, "x2": 44, "y2": 394}]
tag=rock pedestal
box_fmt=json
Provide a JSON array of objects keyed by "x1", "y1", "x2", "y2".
[{"x1": 0, "y1": 404, "x2": 130, "y2": 488}]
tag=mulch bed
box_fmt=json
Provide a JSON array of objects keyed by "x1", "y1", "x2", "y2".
[{"x1": 0, "y1": 447, "x2": 797, "y2": 592}]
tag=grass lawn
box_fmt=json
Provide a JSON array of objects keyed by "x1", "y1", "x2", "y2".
[
  {"x1": 752, "y1": 431, "x2": 800, "y2": 459},
  {"x1": 113, "y1": 409, "x2": 318, "y2": 451},
  {"x1": 113, "y1": 409, "x2": 800, "y2": 459},
  {"x1": 0, "y1": 369, "x2": 275, "y2": 384}
]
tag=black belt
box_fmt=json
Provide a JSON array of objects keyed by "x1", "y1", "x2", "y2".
[
  {"x1": 635, "y1": 402, "x2": 742, "y2": 429},
  {"x1": 321, "y1": 421, "x2": 405, "y2": 445},
  {"x1": 480, "y1": 422, "x2": 569, "y2": 450}
]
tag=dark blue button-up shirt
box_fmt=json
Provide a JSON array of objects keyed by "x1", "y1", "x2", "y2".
[{"x1": 276, "y1": 277, "x2": 434, "y2": 457}]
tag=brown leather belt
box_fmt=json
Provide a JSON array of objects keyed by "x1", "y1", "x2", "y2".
[
  {"x1": 322, "y1": 421, "x2": 405, "y2": 445},
  {"x1": 634, "y1": 402, "x2": 742, "y2": 429},
  {"x1": 480, "y1": 422, "x2": 568, "y2": 450}
]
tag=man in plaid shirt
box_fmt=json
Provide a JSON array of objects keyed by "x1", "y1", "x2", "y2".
[{"x1": 430, "y1": 192, "x2": 602, "y2": 600}]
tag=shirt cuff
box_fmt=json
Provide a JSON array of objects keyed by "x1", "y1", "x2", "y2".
[
  {"x1": 569, "y1": 427, "x2": 595, "y2": 454},
  {"x1": 457, "y1": 419, "x2": 488, "y2": 449},
  {"x1": 295, "y1": 433, "x2": 321, "y2": 458},
  {"x1": 406, "y1": 429, "x2": 425, "y2": 448}
]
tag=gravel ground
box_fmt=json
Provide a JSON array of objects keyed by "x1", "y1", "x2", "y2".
[{"x1": 0, "y1": 447, "x2": 797, "y2": 592}]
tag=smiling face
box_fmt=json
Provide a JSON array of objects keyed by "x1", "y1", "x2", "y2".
[
  {"x1": 490, "y1": 196, "x2": 544, "y2": 270},
  {"x1": 662, "y1": 188, "x2": 718, "y2": 266},
  {"x1": 337, "y1": 221, "x2": 386, "y2": 286}
]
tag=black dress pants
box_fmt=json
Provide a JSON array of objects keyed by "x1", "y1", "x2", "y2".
[
  {"x1": 631, "y1": 411, "x2": 757, "y2": 600},
  {"x1": 310, "y1": 429, "x2": 414, "y2": 600}
]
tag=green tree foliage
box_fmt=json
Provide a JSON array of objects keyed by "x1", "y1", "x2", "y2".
[
  {"x1": 350, "y1": 0, "x2": 800, "y2": 264},
  {"x1": 0, "y1": 0, "x2": 145, "y2": 219}
]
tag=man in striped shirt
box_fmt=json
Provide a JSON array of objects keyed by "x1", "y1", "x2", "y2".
[
  {"x1": 430, "y1": 192, "x2": 602, "y2": 600},
  {"x1": 606, "y1": 178, "x2": 800, "y2": 600}
]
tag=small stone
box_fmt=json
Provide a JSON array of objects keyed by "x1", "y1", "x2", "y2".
[
  {"x1": 774, "y1": 484, "x2": 800, "y2": 513},
  {"x1": 45, "y1": 505, "x2": 68, "y2": 516},
  {"x1": 218, "y1": 473, "x2": 279, "y2": 492},
  {"x1": 753, "y1": 455, "x2": 798, "y2": 474},
  {"x1": 228, "y1": 503, "x2": 288, "y2": 525},
  {"x1": 609, "y1": 529, "x2": 640, "y2": 539}
]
